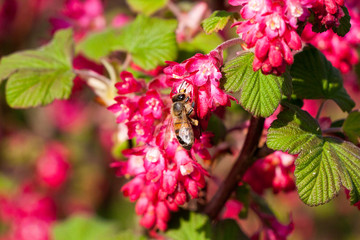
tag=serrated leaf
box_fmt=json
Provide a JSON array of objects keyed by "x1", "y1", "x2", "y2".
[
  {"x1": 332, "y1": 6, "x2": 351, "y2": 37},
  {"x1": 212, "y1": 219, "x2": 249, "y2": 240},
  {"x1": 165, "y1": 212, "x2": 211, "y2": 240},
  {"x1": 324, "y1": 138, "x2": 360, "y2": 204},
  {"x1": 343, "y1": 111, "x2": 360, "y2": 144},
  {"x1": 291, "y1": 45, "x2": 355, "y2": 112},
  {"x1": 52, "y1": 215, "x2": 118, "y2": 240},
  {"x1": 267, "y1": 103, "x2": 360, "y2": 206},
  {"x1": 201, "y1": 11, "x2": 234, "y2": 34},
  {"x1": 126, "y1": 0, "x2": 167, "y2": 16},
  {"x1": 267, "y1": 103, "x2": 323, "y2": 154},
  {"x1": 117, "y1": 15, "x2": 177, "y2": 70},
  {"x1": 295, "y1": 138, "x2": 360, "y2": 206},
  {"x1": 77, "y1": 28, "x2": 118, "y2": 60},
  {"x1": 0, "y1": 29, "x2": 75, "y2": 108},
  {"x1": 222, "y1": 52, "x2": 290, "y2": 117}
]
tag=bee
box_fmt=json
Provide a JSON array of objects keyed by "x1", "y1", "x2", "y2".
[{"x1": 170, "y1": 83, "x2": 198, "y2": 150}]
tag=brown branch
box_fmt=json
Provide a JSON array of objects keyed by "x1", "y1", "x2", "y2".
[{"x1": 204, "y1": 116, "x2": 265, "y2": 219}]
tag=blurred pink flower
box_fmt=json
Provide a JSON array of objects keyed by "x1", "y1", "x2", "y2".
[
  {"x1": 244, "y1": 151, "x2": 296, "y2": 194},
  {"x1": 0, "y1": 184, "x2": 57, "y2": 240},
  {"x1": 175, "y1": 2, "x2": 209, "y2": 42},
  {"x1": 222, "y1": 199, "x2": 243, "y2": 220},
  {"x1": 36, "y1": 143, "x2": 70, "y2": 189},
  {"x1": 111, "y1": 13, "x2": 131, "y2": 28},
  {"x1": 50, "y1": 0, "x2": 105, "y2": 41},
  {"x1": 302, "y1": 6, "x2": 360, "y2": 73}
]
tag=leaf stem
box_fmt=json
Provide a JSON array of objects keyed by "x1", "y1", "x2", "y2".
[
  {"x1": 167, "y1": 0, "x2": 182, "y2": 19},
  {"x1": 215, "y1": 38, "x2": 244, "y2": 53},
  {"x1": 322, "y1": 127, "x2": 342, "y2": 134},
  {"x1": 316, "y1": 100, "x2": 326, "y2": 120},
  {"x1": 204, "y1": 116, "x2": 265, "y2": 219},
  {"x1": 73, "y1": 69, "x2": 111, "y2": 84},
  {"x1": 121, "y1": 53, "x2": 132, "y2": 71}
]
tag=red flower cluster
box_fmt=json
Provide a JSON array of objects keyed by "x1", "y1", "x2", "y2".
[
  {"x1": 243, "y1": 151, "x2": 296, "y2": 194},
  {"x1": 164, "y1": 51, "x2": 232, "y2": 127},
  {"x1": 229, "y1": 0, "x2": 314, "y2": 75},
  {"x1": 108, "y1": 71, "x2": 212, "y2": 230}
]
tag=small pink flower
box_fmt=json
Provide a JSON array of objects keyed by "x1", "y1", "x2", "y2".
[
  {"x1": 139, "y1": 90, "x2": 164, "y2": 119},
  {"x1": 121, "y1": 176, "x2": 145, "y2": 201},
  {"x1": 115, "y1": 71, "x2": 144, "y2": 94}
]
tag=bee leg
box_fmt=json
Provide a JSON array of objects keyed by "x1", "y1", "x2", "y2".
[
  {"x1": 189, "y1": 117, "x2": 198, "y2": 126},
  {"x1": 185, "y1": 96, "x2": 190, "y2": 103}
]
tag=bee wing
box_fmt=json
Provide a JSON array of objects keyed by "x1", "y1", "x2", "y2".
[{"x1": 163, "y1": 115, "x2": 177, "y2": 150}]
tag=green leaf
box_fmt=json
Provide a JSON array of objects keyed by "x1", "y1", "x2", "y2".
[
  {"x1": 165, "y1": 212, "x2": 211, "y2": 240},
  {"x1": 77, "y1": 28, "x2": 118, "y2": 60},
  {"x1": 332, "y1": 6, "x2": 351, "y2": 37},
  {"x1": 178, "y1": 32, "x2": 223, "y2": 61},
  {"x1": 291, "y1": 45, "x2": 355, "y2": 112},
  {"x1": 295, "y1": 138, "x2": 360, "y2": 206},
  {"x1": 0, "y1": 29, "x2": 75, "y2": 108},
  {"x1": 114, "y1": 230, "x2": 146, "y2": 240},
  {"x1": 343, "y1": 111, "x2": 360, "y2": 144},
  {"x1": 117, "y1": 15, "x2": 177, "y2": 70},
  {"x1": 267, "y1": 103, "x2": 323, "y2": 154},
  {"x1": 222, "y1": 52, "x2": 291, "y2": 117},
  {"x1": 126, "y1": 0, "x2": 167, "y2": 16},
  {"x1": 212, "y1": 219, "x2": 249, "y2": 240},
  {"x1": 52, "y1": 215, "x2": 118, "y2": 240},
  {"x1": 201, "y1": 11, "x2": 235, "y2": 34},
  {"x1": 267, "y1": 103, "x2": 360, "y2": 206}
]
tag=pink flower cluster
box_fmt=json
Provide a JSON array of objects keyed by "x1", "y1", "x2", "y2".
[
  {"x1": 229, "y1": 0, "x2": 315, "y2": 75},
  {"x1": 302, "y1": 6, "x2": 360, "y2": 73},
  {"x1": 108, "y1": 71, "x2": 212, "y2": 230},
  {"x1": 0, "y1": 185, "x2": 57, "y2": 240},
  {"x1": 164, "y1": 51, "x2": 232, "y2": 127},
  {"x1": 229, "y1": 0, "x2": 352, "y2": 75},
  {"x1": 243, "y1": 151, "x2": 296, "y2": 194}
]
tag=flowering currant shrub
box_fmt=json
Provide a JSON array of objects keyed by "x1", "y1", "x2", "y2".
[{"x1": 0, "y1": 0, "x2": 360, "y2": 239}]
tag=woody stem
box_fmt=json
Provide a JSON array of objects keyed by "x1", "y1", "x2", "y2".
[{"x1": 204, "y1": 116, "x2": 265, "y2": 219}]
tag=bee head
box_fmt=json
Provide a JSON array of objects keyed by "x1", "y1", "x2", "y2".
[{"x1": 172, "y1": 93, "x2": 186, "y2": 102}]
